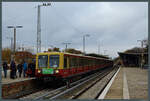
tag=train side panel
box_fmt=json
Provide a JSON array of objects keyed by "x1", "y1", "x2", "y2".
[{"x1": 35, "y1": 52, "x2": 114, "y2": 79}]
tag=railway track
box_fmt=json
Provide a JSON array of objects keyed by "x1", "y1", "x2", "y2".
[
  {"x1": 49, "y1": 67, "x2": 118, "y2": 99},
  {"x1": 20, "y1": 66, "x2": 118, "y2": 100},
  {"x1": 71, "y1": 67, "x2": 118, "y2": 99},
  {"x1": 20, "y1": 68, "x2": 104, "y2": 100}
]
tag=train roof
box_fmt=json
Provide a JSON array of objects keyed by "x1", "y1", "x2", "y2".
[
  {"x1": 64, "y1": 52, "x2": 113, "y2": 61},
  {"x1": 36, "y1": 52, "x2": 113, "y2": 61}
]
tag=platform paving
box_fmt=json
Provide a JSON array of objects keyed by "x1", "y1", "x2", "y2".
[
  {"x1": 102, "y1": 67, "x2": 148, "y2": 99},
  {"x1": 2, "y1": 70, "x2": 35, "y2": 84}
]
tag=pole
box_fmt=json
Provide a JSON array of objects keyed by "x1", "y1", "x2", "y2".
[
  {"x1": 7, "y1": 26, "x2": 22, "y2": 60},
  {"x1": 22, "y1": 44, "x2": 24, "y2": 51},
  {"x1": 14, "y1": 28, "x2": 16, "y2": 53},
  {"x1": 104, "y1": 50, "x2": 107, "y2": 55},
  {"x1": 98, "y1": 44, "x2": 100, "y2": 54},
  {"x1": 66, "y1": 44, "x2": 67, "y2": 50},
  {"x1": 6, "y1": 37, "x2": 13, "y2": 51},
  {"x1": 83, "y1": 36, "x2": 85, "y2": 54},
  {"x1": 137, "y1": 40, "x2": 144, "y2": 68},
  {"x1": 36, "y1": 3, "x2": 51, "y2": 53},
  {"x1": 83, "y1": 34, "x2": 90, "y2": 54},
  {"x1": 11, "y1": 37, "x2": 13, "y2": 51},
  {"x1": 37, "y1": 5, "x2": 41, "y2": 53},
  {"x1": 62, "y1": 42, "x2": 71, "y2": 52},
  {"x1": 141, "y1": 41, "x2": 144, "y2": 68},
  {"x1": 39, "y1": 5, "x2": 41, "y2": 53}
]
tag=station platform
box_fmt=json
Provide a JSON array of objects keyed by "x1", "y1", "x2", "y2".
[
  {"x1": 2, "y1": 70, "x2": 38, "y2": 98},
  {"x1": 2, "y1": 70, "x2": 35, "y2": 84},
  {"x1": 99, "y1": 66, "x2": 148, "y2": 99}
]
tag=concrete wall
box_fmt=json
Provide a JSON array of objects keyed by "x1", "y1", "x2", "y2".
[{"x1": 2, "y1": 79, "x2": 41, "y2": 99}]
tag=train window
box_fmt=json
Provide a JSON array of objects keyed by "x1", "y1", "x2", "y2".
[
  {"x1": 72, "y1": 57, "x2": 75, "y2": 67},
  {"x1": 82, "y1": 58, "x2": 85, "y2": 66},
  {"x1": 72, "y1": 57, "x2": 74, "y2": 68},
  {"x1": 85, "y1": 59, "x2": 88, "y2": 66},
  {"x1": 89, "y1": 59, "x2": 91, "y2": 66},
  {"x1": 90, "y1": 59, "x2": 93, "y2": 66},
  {"x1": 90, "y1": 59, "x2": 92, "y2": 66},
  {"x1": 77, "y1": 58, "x2": 80, "y2": 67},
  {"x1": 68, "y1": 57, "x2": 70, "y2": 68},
  {"x1": 85, "y1": 58, "x2": 87, "y2": 66},
  {"x1": 77, "y1": 58, "x2": 79, "y2": 67},
  {"x1": 100, "y1": 59, "x2": 102, "y2": 65},
  {"x1": 96, "y1": 59, "x2": 98, "y2": 65},
  {"x1": 103, "y1": 60, "x2": 105, "y2": 64},
  {"x1": 74, "y1": 57, "x2": 76, "y2": 67},
  {"x1": 71, "y1": 57, "x2": 75, "y2": 68},
  {"x1": 79, "y1": 58, "x2": 82, "y2": 66},
  {"x1": 69, "y1": 57, "x2": 73, "y2": 68},
  {"x1": 75, "y1": 58, "x2": 77, "y2": 66},
  {"x1": 78, "y1": 58, "x2": 80, "y2": 66},
  {"x1": 98, "y1": 59, "x2": 100, "y2": 65},
  {"x1": 83, "y1": 58, "x2": 86, "y2": 66},
  {"x1": 70, "y1": 57, "x2": 72, "y2": 68},
  {"x1": 95, "y1": 59, "x2": 96, "y2": 65},
  {"x1": 92, "y1": 60, "x2": 94, "y2": 66},
  {"x1": 88, "y1": 59, "x2": 90, "y2": 66},
  {"x1": 81, "y1": 58, "x2": 84, "y2": 67},
  {"x1": 74, "y1": 57, "x2": 77, "y2": 67},
  {"x1": 38, "y1": 55, "x2": 48, "y2": 68},
  {"x1": 64, "y1": 56, "x2": 67, "y2": 69},
  {"x1": 85, "y1": 59, "x2": 87, "y2": 66},
  {"x1": 49, "y1": 55, "x2": 59, "y2": 68}
]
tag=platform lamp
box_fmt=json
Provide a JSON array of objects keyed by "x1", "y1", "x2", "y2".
[
  {"x1": 7, "y1": 25, "x2": 23, "y2": 60},
  {"x1": 36, "y1": 3, "x2": 51, "y2": 53}
]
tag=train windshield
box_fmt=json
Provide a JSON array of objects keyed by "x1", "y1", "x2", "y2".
[
  {"x1": 38, "y1": 55, "x2": 48, "y2": 68},
  {"x1": 49, "y1": 55, "x2": 59, "y2": 68}
]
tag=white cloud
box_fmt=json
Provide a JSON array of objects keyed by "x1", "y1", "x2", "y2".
[{"x1": 2, "y1": 2, "x2": 148, "y2": 58}]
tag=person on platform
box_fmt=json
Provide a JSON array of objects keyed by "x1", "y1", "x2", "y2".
[
  {"x1": 14, "y1": 61, "x2": 17, "y2": 78},
  {"x1": 27, "y1": 60, "x2": 35, "y2": 77},
  {"x1": 10, "y1": 60, "x2": 16, "y2": 79},
  {"x1": 17, "y1": 61, "x2": 23, "y2": 78},
  {"x1": 2, "y1": 60, "x2": 8, "y2": 78},
  {"x1": 23, "y1": 61, "x2": 28, "y2": 77},
  {"x1": 26, "y1": 62, "x2": 32, "y2": 77},
  {"x1": 31, "y1": 60, "x2": 36, "y2": 77}
]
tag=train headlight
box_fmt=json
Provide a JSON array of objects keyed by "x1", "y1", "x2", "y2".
[
  {"x1": 38, "y1": 70, "x2": 41, "y2": 73},
  {"x1": 55, "y1": 70, "x2": 59, "y2": 73}
]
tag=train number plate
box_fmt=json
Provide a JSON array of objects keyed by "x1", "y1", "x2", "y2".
[{"x1": 42, "y1": 68, "x2": 54, "y2": 74}]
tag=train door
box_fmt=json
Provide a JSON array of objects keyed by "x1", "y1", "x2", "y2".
[{"x1": 63, "y1": 55, "x2": 69, "y2": 77}]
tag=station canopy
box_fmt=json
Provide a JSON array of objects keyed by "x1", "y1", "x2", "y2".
[{"x1": 118, "y1": 52, "x2": 148, "y2": 67}]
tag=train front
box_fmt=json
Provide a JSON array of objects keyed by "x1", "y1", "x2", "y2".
[{"x1": 35, "y1": 52, "x2": 62, "y2": 79}]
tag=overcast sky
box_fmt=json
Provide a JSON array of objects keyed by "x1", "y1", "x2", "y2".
[{"x1": 2, "y1": 2, "x2": 148, "y2": 58}]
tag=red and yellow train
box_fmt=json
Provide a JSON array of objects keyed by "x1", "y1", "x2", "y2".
[{"x1": 35, "y1": 52, "x2": 113, "y2": 80}]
